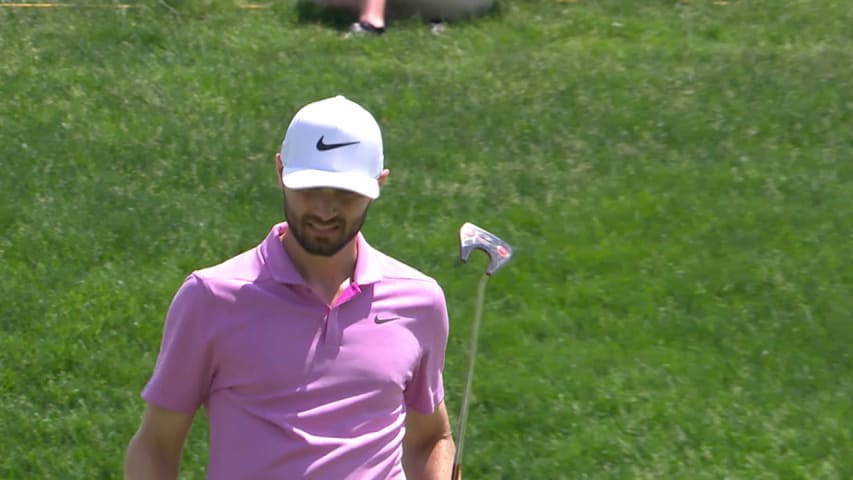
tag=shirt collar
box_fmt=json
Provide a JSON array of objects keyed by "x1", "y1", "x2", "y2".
[
  {"x1": 353, "y1": 233, "x2": 383, "y2": 285},
  {"x1": 260, "y1": 222, "x2": 383, "y2": 286}
]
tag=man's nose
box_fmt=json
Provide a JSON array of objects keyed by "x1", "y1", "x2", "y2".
[{"x1": 309, "y1": 189, "x2": 338, "y2": 220}]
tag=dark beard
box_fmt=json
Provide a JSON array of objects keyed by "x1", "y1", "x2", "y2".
[{"x1": 283, "y1": 200, "x2": 369, "y2": 257}]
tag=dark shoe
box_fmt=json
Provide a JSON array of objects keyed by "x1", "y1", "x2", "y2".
[{"x1": 345, "y1": 21, "x2": 385, "y2": 38}]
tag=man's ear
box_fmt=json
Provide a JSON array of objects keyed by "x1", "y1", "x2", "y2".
[
  {"x1": 275, "y1": 153, "x2": 285, "y2": 190},
  {"x1": 377, "y1": 169, "x2": 390, "y2": 188}
]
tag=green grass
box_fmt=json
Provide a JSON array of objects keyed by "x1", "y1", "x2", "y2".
[{"x1": 1, "y1": 0, "x2": 851, "y2": 478}]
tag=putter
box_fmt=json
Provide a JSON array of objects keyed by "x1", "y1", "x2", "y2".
[{"x1": 452, "y1": 222, "x2": 513, "y2": 480}]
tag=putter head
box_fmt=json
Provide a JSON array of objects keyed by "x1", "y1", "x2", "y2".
[{"x1": 458, "y1": 222, "x2": 513, "y2": 276}]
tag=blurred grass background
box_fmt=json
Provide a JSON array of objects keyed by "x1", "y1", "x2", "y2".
[{"x1": 1, "y1": 0, "x2": 851, "y2": 478}]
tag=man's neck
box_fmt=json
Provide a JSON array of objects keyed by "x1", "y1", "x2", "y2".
[{"x1": 279, "y1": 231, "x2": 358, "y2": 301}]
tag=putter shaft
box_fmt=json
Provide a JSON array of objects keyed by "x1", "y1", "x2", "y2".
[{"x1": 452, "y1": 273, "x2": 489, "y2": 475}]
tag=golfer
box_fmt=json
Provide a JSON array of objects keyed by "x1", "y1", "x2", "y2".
[{"x1": 124, "y1": 95, "x2": 455, "y2": 479}]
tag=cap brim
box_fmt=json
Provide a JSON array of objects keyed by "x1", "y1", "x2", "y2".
[{"x1": 282, "y1": 169, "x2": 380, "y2": 199}]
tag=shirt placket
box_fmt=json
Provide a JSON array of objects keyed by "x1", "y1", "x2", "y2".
[
  {"x1": 323, "y1": 307, "x2": 339, "y2": 346},
  {"x1": 321, "y1": 283, "x2": 361, "y2": 346}
]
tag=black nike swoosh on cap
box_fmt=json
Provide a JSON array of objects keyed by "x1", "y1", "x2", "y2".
[{"x1": 316, "y1": 136, "x2": 361, "y2": 151}]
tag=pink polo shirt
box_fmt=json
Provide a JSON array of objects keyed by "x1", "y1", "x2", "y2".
[{"x1": 141, "y1": 223, "x2": 449, "y2": 479}]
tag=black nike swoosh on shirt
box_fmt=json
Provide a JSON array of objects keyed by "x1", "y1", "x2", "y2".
[
  {"x1": 316, "y1": 136, "x2": 361, "y2": 151},
  {"x1": 374, "y1": 315, "x2": 401, "y2": 324}
]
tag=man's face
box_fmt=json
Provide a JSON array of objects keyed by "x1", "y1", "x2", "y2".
[{"x1": 283, "y1": 187, "x2": 371, "y2": 257}]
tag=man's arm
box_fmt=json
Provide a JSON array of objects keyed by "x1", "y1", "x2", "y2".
[
  {"x1": 124, "y1": 403, "x2": 195, "y2": 480},
  {"x1": 402, "y1": 401, "x2": 456, "y2": 480}
]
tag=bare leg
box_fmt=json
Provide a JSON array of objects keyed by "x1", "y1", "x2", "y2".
[
  {"x1": 315, "y1": 0, "x2": 386, "y2": 30},
  {"x1": 358, "y1": 0, "x2": 386, "y2": 28}
]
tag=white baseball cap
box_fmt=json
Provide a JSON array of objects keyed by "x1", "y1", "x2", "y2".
[{"x1": 280, "y1": 95, "x2": 384, "y2": 199}]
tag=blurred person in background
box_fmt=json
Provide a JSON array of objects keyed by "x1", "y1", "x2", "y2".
[{"x1": 315, "y1": 0, "x2": 496, "y2": 35}]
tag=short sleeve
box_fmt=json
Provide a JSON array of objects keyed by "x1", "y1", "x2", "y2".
[
  {"x1": 141, "y1": 273, "x2": 216, "y2": 413},
  {"x1": 404, "y1": 282, "x2": 450, "y2": 414}
]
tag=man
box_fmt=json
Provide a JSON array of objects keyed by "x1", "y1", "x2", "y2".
[
  {"x1": 125, "y1": 95, "x2": 456, "y2": 479},
  {"x1": 315, "y1": 0, "x2": 496, "y2": 35}
]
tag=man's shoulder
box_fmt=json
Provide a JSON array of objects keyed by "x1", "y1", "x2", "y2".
[
  {"x1": 191, "y1": 244, "x2": 267, "y2": 286},
  {"x1": 370, "y1": 248, "x2": 441, "y2": 288}
]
